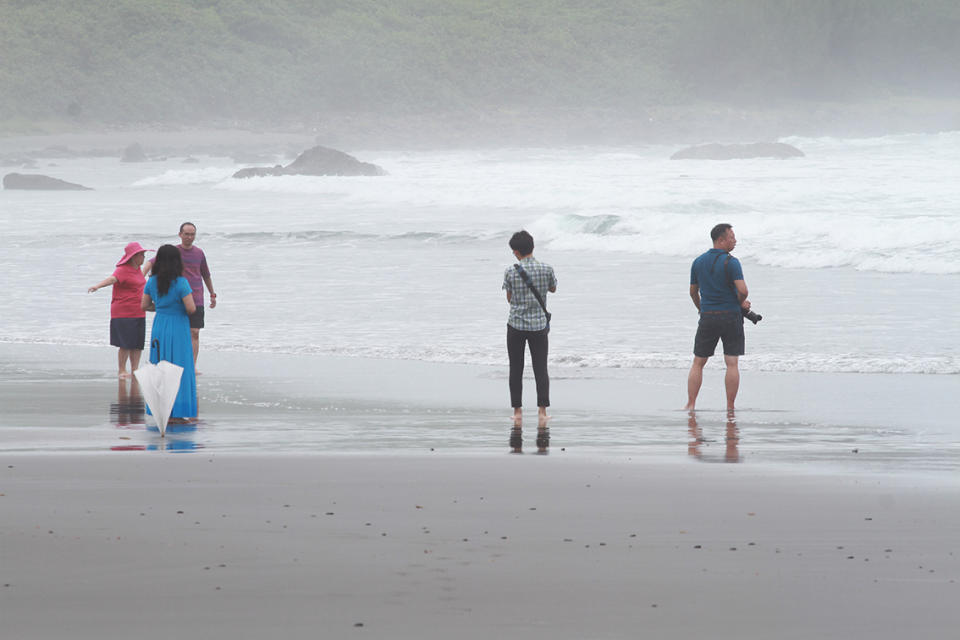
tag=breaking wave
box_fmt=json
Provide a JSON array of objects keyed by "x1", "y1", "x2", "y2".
[
  {"x1": 530, "y1": 210, "x2": 960, "y2": 275},
  {"x1": 132, "y1": 167, "x2": 238, "y2": 186}
]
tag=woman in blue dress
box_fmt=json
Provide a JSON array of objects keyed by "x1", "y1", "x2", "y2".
[{"x1": 140, "y1": 244, "x2": 197, "y2": 421}]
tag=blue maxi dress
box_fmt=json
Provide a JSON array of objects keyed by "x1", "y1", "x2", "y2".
[{"x1": 144, "y1": 275, "x2": 197, "y2": 419}]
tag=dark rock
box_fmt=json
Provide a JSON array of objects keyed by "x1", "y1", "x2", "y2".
[
  {"x1": 284, "y1": 146, "x2": 386, "y2": 176},
  {"x1": 121, "y1": 142, "x2": 147, "y2": 163},
  {"x1": 232, "y1": 165, "x2": 285, "y2": 179},
  {"x1": 3, "y1": 173, "x2": 93, "y2": 190},
  {"x1": 671, "y1": 142, "x2": 804, "y2": 160},
  {"x1": 232, "y1": 145, "x2": 386, "y2": 179}
]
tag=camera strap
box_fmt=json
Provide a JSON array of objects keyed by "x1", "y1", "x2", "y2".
[
  {"x1": 721, "y1": 252, "x2": 752, "y2": 320},
  {"x1": 709, "y1": 251, "x2": 737, "y2": 292},
  {"x1": 513, "y1": 263, "x2": 551, "y2": 324},
  {"x1": 723, "y1": 253, "x2": 735, "y2": 291}
]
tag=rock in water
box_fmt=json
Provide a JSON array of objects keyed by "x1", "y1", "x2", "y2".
[
  {"x1": 232, "y1": 145, "x2": 386, "y2": 179},
  {"x1": 121, "y1": 142, "x2": 147, "y2": 163},
  {"x1": 671, "y1": 142, "x2": 805, "y2": 160},
  {"x1": 3, "y1": 173, "x2": 93, "y2": 190},
  {"x1": 232, "y1": 165, "x2": 285, "y2": 179},
  {"x1": 283, "y1": 146, "x2": 386, "y2": 176}
]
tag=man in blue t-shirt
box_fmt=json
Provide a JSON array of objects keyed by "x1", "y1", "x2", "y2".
[{"x1": 685, "y1": 223, "x2": 751, "y2": 411}]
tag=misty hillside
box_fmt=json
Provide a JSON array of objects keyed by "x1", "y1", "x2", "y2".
[{"x1": 2, "y1": 0, "x2": 959, "y2": 134}]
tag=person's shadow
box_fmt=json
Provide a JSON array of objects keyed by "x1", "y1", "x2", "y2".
[{"x1": 687, "y1": 410, "x2": 740, "y2": 463}]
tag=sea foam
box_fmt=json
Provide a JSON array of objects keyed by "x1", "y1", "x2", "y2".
[{"x1": 132, "y1": 167, "x2": 238, "y2": 186}]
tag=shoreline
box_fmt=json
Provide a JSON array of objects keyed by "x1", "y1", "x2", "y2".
[{"x1": 1, "y1": 342, "x2": 957, "y2": 477}]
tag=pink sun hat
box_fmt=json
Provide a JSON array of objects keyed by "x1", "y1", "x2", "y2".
[{"x1": 116, "y1": 241, "x2": 153, "y2": 266}]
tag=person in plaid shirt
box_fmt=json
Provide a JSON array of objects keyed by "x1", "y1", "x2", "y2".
[{"x1": 502, "y1": 230, "x2": 557, "y2": 431}]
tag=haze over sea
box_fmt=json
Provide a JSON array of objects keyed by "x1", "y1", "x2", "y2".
[{"x1": 3, "y1": 132, "x2": 958, "y2": 374}]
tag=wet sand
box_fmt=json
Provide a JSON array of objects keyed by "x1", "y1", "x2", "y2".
[
  {"x1": 1, "y1": 342, "x2": 959, "y2": 636},
  {"x1": 1, "y1": 342, "x2": 957, "y2": 473},
  {"x1": 1, "y1": 453, "x2": 958, "y2": 639}
]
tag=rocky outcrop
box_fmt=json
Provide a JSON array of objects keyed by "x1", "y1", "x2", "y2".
[
  {"x1": 121, "y1": 142, "x2": 148, "y2": 162},
  {"x1": 284, "y1": 146, "x2": 386, "y2": 176},
  {"x1": 3, "y1": 173, "x2": 93, "y2": 190},
  {"x1": 232, "y1": 165, "x2": 285, "y2": 179},
  {"x1": 671, "y1": 142, "x2": 804, "y2": 160},
  {"x1": 232, "y1": 145, "x2": 386, "y2": 179}
]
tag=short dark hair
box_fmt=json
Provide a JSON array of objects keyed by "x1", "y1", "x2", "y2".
[
  {"x1": 710, "y1": 223, "x2": 733, "y2": 242},
  {"x1": 509, "y1": 230, "x2": 534, "y2": 255},
  {"x1": 179, "y1": 222, "x2": 196, "y2": 233}
]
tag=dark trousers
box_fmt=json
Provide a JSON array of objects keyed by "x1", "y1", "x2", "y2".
[{"x1": 507, "y1": 324, "x2": 550, "y2": 408}]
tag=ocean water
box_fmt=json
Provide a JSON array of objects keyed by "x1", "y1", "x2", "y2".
[{"x1": 2, "y1": 132, "x2": 958, "y2": 378}]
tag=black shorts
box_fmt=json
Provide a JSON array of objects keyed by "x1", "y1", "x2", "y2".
[
  {"x1": 693, "y1": 310, "x2": 744, "y2": 357},
  {"x1": 189, "y1": 307, "x2": 205, "y2": 329},
  {"x1": 110, "y1": 317, "x2": 146, "y2": 350}
]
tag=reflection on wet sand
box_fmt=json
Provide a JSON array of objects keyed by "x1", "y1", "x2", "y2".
[
  {"x1": 536, "y1": 428, "x2": 550, "y2": 454},
  {"x1": 510, "y1": 427, "x2": 523, "y2": 453},
  {"x1": 508, "y1": 427, "x2": 550, "y2": 455},
  {"x1": 109, "y1": 377, "x2": 201, "y2": 451},
  {"x1": 687, "y1": 410, "x2": 740, "y2": 463},
  {"x1": 110, "y1": 377, "x2": 145, "y2": 427},
  {"x1": 111, "y1": 440, "x2": 203, "y2": 452}
]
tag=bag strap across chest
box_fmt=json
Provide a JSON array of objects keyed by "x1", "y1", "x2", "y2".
[{"x1": 514, "y1": 263, "x2": 551, "y2": 322}]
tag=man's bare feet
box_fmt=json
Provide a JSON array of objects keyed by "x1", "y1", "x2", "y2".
[
  {"x1": 537, "y1": 412, "x2": 551, "y2": 429},
  {"x1": 512, "y1": 410, "x2": 522, "y2": 428},
  {"x1": 118, "y1": 371, "x2": 131, "y2": 379}
]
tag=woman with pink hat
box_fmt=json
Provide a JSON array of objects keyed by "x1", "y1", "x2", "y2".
[{"x1": 88, "y1": 242, "x2": 152, "y2": 377}]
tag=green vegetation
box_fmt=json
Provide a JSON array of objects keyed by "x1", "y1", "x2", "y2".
[{"x1": 1, "y1": 0, "x2": 958, "y2": 129}]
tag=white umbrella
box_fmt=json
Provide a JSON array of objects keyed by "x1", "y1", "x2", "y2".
[{"x1": 134, "y1": 361, "x2": 184, "y2": 437}]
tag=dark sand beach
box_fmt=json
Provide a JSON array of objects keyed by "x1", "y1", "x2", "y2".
[
  {"x1": 1, "y1": 342, "x2": 959, "y2": 638},
  {"x1": 2, "y1": 454, "x2": 958, "y2": 639}
]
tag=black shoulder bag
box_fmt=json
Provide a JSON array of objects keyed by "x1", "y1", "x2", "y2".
[{"x1": 513, "y1": 263, "x2": 552, "y2": 331}]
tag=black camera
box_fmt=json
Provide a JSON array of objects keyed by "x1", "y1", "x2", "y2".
[{"x1": 742, "y1": 308, "x2": 762, "y2": 324}]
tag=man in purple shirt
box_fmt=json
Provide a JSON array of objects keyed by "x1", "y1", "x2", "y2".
[{"x1": 144, "y1": 222, "x2": 217, "y2": 365}]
